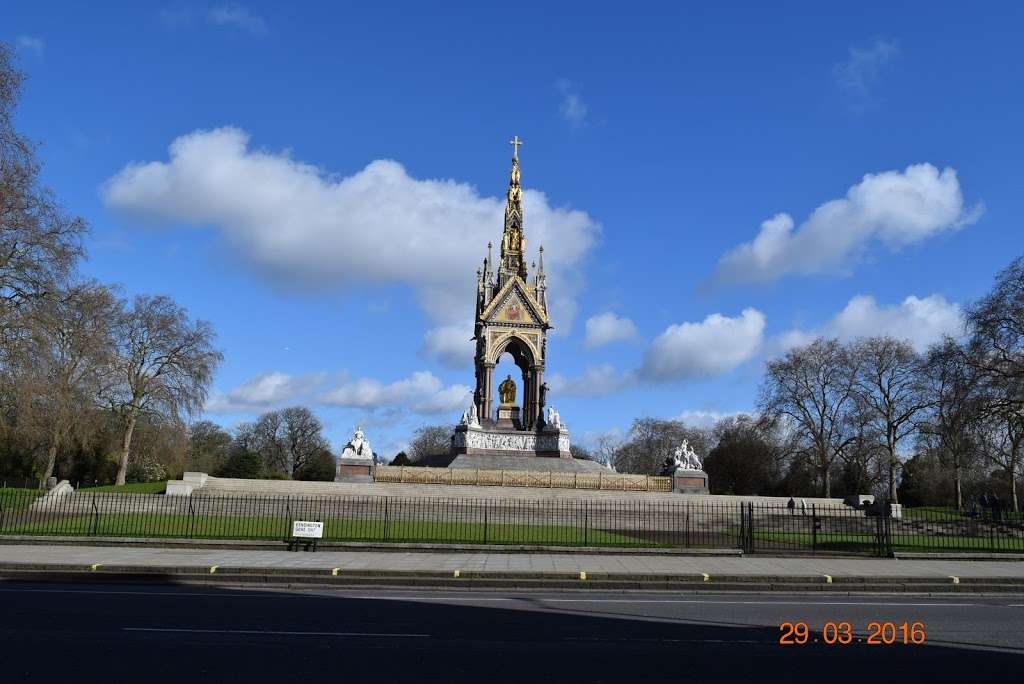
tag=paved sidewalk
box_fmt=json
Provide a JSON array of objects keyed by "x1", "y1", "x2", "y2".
[{"x1": 1, "y1": 544, "x2": 1023, "y2": 579}]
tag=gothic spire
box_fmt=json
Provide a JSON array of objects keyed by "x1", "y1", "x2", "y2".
[{"x1": 499, "y1": 136, "x2": 527, "y2": 284}]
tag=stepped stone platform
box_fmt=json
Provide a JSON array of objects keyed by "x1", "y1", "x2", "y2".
[{"x1": 192, "y1": 475, "x2": 847, "y2": 507}]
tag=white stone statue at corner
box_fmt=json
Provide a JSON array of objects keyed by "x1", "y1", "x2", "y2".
[
  {"x1": 460, "y1": 402, "x2": 481, "y2": 428},
  {"x1": 673, "y1": 439, "x2": 703, "y2": 471},
  {"x1": 545, "y1": 406, "x2": 564, "y2": 431},
  {"x1": 341, "y1": 426, "x2": 374, "y2": 461}
]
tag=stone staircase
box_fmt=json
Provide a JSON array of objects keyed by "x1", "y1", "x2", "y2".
[{"x1": 193, "y1": 474, "x2": 847, "y2": 508}]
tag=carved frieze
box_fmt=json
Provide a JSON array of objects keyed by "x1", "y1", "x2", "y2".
[{"x1": 453, "y1": 428, "x2": 569, "y2": 453}]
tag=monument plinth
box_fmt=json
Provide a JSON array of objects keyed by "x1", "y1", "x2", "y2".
[
  {"x1": 448, "y1": 137, "x2": 599, "y2": 472},
  {"x1": 336, "y1": 426, "x2": 374, "y2": 482},
  {"x1": 672, "y1": 469, "x2": 709, "y2": 494},
  {"x1": 660, "y1": 440, "x2": 710, "y2": 494}
]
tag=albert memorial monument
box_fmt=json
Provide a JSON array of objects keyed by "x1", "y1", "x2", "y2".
[{"x1": 450, "y1": 138, "x2": 605, "y2": 473}]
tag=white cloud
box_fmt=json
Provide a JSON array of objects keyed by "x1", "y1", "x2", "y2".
[
  {"x1": 779, "y1": 294, "x2": 965, "y2": 353},
  {"x1": 103, "y1": 127, "x2": 597, "y2": 328},
  {"x1": 547, "y1": 364, "x2": 637, "y2": 397},
  {"x1": 833, "y1": 38, "x2": 898, "y2": 111},
  {"x1": 675, "y1": 409, "x2": 749, "y2": 429},
  {"x1": 319, "y1": 371, "x2": 470, "y2": 415},
  {"x1": 714, "y1": 164, "x2": 982, "y2": 284},
  {"x1": 207, "y1": 4, "x2": 267, "y2": 35},
  {"x1": 160, "y1": 5, "x2": 267, "y2": 35},
  {"x1": 556, "y1": 79, "x2": 587, "y2": 128},
  {"x1": 583, "y1": 312, "x2": 638, "y2": 348},
  {"x1": 641, "y1": 308, "x2": 766, "y2": 381},
  {"x1": 205, "y1": 371, "x2": 325, "y2": 414},
  {"x1": 15, "y1": 36, "x2": 44, "y2": 57},
  {"x1": 421, "y1": 323, "x2": 474, "y2": 368}
]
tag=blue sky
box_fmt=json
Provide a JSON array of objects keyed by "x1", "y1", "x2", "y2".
[{"x1": 6, "y1": 1, "x2": 1023, "y2": 457}]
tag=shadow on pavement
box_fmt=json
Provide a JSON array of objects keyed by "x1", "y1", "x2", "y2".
[{"x1": 0, "y1": 580, "x2": 1020, "y2": 682}]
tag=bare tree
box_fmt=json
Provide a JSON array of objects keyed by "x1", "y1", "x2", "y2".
[
  {"x1": 612, "y1": 418, "x2": 711, "y2": 475},
  {"x1": 17, "y1": 282, "x2": 117, "y2": 480},
  {"x1": 233, "y1": 407, "x2": 329, "y2": 476},
  {"x1": 837, "y1": 402, "x2": 886, "y2": 498},
  {"x1": 972, "y1": 409, "x2": 1023, "y2": 512},
  {"x1": 966, "y1": 256, "x2": 1024, "y2": 511},
  {"x1": 0, "y1": 44, "x2": 85, "y2": 341},
  {"x1": 277, "y1": 406, "x2": 329, "y2": 475},
  {"x1": 103, "y1": 295, "x2": 222, "y2": 485},
  {"x1": 409, "y1": 425, "x2": 453, "y2": 463},
  {"x1": 850, "y1": 337, "x2": 930, "y2": 503},
  {"x1": 759, "y1": 338, "x2": 856, "y2": 498},
  {"x1": 594, "y1": 431, "x2": 623, "y2": 470},
  {"x1": 920, "y1": 337, "x2": 982, "y2": 510},
  {"x1": 968, "y1": 256, "x2": 1024, "y2": 402}
]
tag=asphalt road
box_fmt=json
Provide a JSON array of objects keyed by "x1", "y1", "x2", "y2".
[{"x1": 1, "y1": 582, "x2": 1022, "y2": 682}]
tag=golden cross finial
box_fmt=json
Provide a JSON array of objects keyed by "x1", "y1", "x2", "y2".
[{"x1": 509, "y1": 135, "x2": 523, "y2": 160}]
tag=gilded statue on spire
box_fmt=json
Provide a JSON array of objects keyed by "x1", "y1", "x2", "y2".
[{"x1": 499, "y1": 136, "x2": 527, "y2": 281}]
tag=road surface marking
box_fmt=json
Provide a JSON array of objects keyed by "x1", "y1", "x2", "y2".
[{"x1": 124, "y1": 627, "x2": 430, "y2": 638}]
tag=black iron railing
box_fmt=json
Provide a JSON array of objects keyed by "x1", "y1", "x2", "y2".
[{"x1": 1, "y1": 488, "x2": 1021, "y2": 556}]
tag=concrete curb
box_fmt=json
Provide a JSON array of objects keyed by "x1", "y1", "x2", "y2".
[
  {"x1": 2, "y1": 563, "x2": 1023, "y2": 594},
  {"x1": 0, "y1": 535, "x2": 743, "y2": 556},
  {"x1": 894, "y1": 552, "x2": 1024, "y2": 561}
]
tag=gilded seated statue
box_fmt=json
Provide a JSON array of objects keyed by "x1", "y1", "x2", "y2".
[{"x1": 498, "y1": 374, "x2": 517, "y2": 405}]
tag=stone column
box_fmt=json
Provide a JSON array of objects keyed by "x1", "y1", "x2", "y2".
[
  {"x1": 482, "y1": 364, "x2": 495, "y2": 421},
  {"x1": 529, "y1": 366, "x2": 543, "y2": 431},
  {"x1": 521, "y1": 370, "x2": 532, "y2": 431}
]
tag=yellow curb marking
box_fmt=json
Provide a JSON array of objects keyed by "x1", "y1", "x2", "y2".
[
  {"x1": 950, "y1": 575, "x2": 960, "y2": 585},
  {"x1": 453, "y1": 570, "x2": 460, "y2": 578},
  {"x1": 90, "y1": 564, "x2": 101, "y2": 572},
  {"x1": 824, "y1": 575, "x2": 833, "y2": 584},
  {"x1": 331, "y1": 568, "x2": 340, "y2": 576},
  {"x1": 579, "y1": 571, "x2": 587, "y2": 581},
  {"x1": 702, "y1": 573, "x2": 711, "y2": 582},
  {"x1": 209, "y1": 565, "x2": 218, "y2": 574}
]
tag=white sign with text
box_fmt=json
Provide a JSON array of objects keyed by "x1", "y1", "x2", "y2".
[{"x1": 291, "y1": 521, "x2": 324, "y2": 539}]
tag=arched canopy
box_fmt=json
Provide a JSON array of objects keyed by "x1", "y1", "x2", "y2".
[{"x1": 489, "y1": 334, "x2": 536, "y2": 370}]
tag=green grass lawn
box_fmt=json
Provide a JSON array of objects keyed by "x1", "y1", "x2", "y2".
[
  {"x1": 1, "y1": 512, "x2": 660, "y2": 548},
  {"x1": 79, "y1": 481, "x2": 167, "y2": 494},
  {"x1": 0, "y1": 488, "x2": 44, "y2": 511}
]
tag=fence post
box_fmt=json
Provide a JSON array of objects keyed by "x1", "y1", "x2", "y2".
[
  {"x1": 90, "y1": 493, "x2": 99, "y2": 537},
  {"x1": 383, "y1": 497, "x2": 389, "y2": 542},
  {"x1": 583, "y1": 501, "x2": 589, "y2": 546},
  {"x1": 483, "y1": 504, "x2": 489, "y2": 545},
  {"x1": 188, "y1": 497, "x2": 196, "y2": 539},
  {"x1": 685, "y1": 501, "x2": 690, "y2": 548},
  {"x1": 811, "y1": 504, "x2": 817, "y2": 555},
  {"x1": 286, "y1": 498, "x2": 292, "y2": 540},
  {"x1": 750, "y1": 502, "x2": 755, "y2": 553}
]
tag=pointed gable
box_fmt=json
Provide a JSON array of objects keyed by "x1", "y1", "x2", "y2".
[{"x1": 480, "y1": 276, "x2": 548, "y2": 327}]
